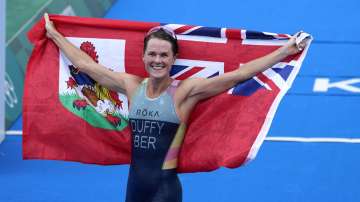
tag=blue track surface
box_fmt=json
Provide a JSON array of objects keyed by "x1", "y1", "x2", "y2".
[{"x1": 1, "y1": 0, "x2": 360, "y2": 201}]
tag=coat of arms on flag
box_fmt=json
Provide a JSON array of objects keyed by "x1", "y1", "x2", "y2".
[{"x1": 58, "y1": 38, "x2": 128, "y2": 130}]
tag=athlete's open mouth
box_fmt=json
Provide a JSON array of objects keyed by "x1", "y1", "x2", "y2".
[{"x1": 151, "y1": 65, "x2": 165, "y2": 70}]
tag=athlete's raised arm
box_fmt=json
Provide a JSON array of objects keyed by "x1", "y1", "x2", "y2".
[
  {"x1": 44, "y1": 13, "x2": 141, "y2": 96},
  {"x1": 181, "y1": 33, "x2": 309, "y2": 102}
]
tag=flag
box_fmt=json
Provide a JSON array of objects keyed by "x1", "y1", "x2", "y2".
[{"x1": 23, "y1": 15, "x2": 311, "y2": 173}]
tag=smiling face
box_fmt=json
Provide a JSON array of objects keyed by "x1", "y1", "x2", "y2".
[{"x1": 143, "y1": 38, "x2": 177, "y2": 79}]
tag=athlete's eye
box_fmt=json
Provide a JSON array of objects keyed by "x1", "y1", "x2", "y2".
[
  {"x1": 147, "y1": 52, "x2": 156, "y2": 57},
  {"x1": 161, "y1": 53, "x2": 168, "y2": 58}
]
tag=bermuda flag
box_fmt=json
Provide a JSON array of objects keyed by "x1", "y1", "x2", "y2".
[{"x1": 23, "y1": 15, "x2": 311, "y2": 173}]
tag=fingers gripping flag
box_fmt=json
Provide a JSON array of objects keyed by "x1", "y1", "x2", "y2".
[{"x1": 23, "y1": 15, "x2": 311, "y2": 173}]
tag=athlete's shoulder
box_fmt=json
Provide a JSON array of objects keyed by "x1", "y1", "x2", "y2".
[
  {"x1": 123, "y1": 75, "x2": 145, "y2": 100},
  {"x1": 176, "y1": 77, "x2": 206, "y2": 94},
  {"x1": 122, "y1": 73, "x2": 143, "y2": 83}
]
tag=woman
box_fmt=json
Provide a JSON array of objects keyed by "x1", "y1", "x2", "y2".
[{"x1": 44, "y1": 13, "x2": 308, "y2": 202}]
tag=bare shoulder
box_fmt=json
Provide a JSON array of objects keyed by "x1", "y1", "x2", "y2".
[
  {"x1": 174, "y1": 78, "x2": 197, "y2": 98},
  {"x1": 121, "y1": 72, "x2": 143, "y2": 84},
  {"x1": 173, "y1": 78, "x2": 206, "y2": 122}
]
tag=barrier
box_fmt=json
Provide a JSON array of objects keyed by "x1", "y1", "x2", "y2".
[
  {"x1": 5, "y1": 0, "x2": 116, "y2": 130},
  {"x1": 0, "y1": 0, "x2": 5, "y2": 142}
]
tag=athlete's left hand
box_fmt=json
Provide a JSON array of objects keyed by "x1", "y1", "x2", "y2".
[{"x1": 280, "y1": 31, "x2": 310, "y2": 56}]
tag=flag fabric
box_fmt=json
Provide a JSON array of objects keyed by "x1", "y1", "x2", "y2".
[{"x1": 23, "y1": 15, "x2": 311, "y2": 173}]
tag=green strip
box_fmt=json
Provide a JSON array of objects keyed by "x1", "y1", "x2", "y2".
[{"x1": 59, "y1": 93, "x2": 128, "y2": 131}]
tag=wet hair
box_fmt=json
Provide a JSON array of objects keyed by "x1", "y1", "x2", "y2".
[{"x1": 143, "y1": 26, "x2": 178, "y2": 55}]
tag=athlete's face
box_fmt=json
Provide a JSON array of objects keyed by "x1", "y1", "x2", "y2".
[{"x1": 143, "y1": 38, "x2": 176, "y2": 79}]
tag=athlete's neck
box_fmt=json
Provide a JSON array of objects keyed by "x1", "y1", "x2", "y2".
[{"x1": 146, "y1": 77, "x2": 173, "y2": 99}]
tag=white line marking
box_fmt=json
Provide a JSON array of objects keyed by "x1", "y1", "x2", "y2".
[
  {"x1": 6, "y1": 0, "x2": 54, "y2": 47},
  {"x1": 5, "y1": 130, "x2": 23, "y2": 135},
  {"x1": 5, "y1": 130, "x2": 360, "y2": 144},
  {"x1": 266, "y1": 136, "x2": 360, "y2": 143}
]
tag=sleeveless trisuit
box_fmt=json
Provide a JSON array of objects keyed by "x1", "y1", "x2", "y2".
[{"x1": 126, "y1": 79, "x2": 186, "y2": 202}]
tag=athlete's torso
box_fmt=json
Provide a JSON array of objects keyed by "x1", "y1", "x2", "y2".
[{"x1": 126, "y1": 79, "x2": 185, "y2": 202}]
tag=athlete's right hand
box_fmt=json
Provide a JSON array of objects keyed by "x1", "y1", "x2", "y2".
[{"x1": 44, "y1": 13, "x2": 57, "y2": 39}]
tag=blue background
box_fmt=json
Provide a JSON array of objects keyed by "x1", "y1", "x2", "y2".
[{"x1": 1, "y1": 0, "x2": 360, "y2": 201}]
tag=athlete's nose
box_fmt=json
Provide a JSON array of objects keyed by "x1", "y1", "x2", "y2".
[{"x1": 154, "y1": 55, "x2": 161, "y2": 63}]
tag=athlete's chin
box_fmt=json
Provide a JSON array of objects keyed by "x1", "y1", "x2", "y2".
[
  {"x1": 149, "y1": 73, "x2": 169, "y2": 79},
  {"x1": 148, "y1": 69, "x2": 169, "y2": 79}
]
